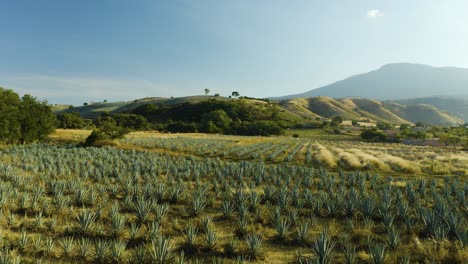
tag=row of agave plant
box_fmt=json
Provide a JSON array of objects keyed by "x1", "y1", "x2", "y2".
[{"x1": 0, "y1": 144, "x2": 465, "y2": 263}]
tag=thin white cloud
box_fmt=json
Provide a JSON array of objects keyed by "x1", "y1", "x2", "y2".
[{"x1": 367, "y1": 9, "x2": 383, "y2": 18}]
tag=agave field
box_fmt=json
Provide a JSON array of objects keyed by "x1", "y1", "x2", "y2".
[
  {"x1": 0, "y1": 135, "x2": 466, "y2": 263},
  {"x1": 123, "y1": 132, "x2": 468, "y2": 176}
]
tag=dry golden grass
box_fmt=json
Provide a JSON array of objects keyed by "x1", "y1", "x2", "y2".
[
  {"x1": 48, "y1": 129, "x2": 92, "y2": 143},
  {"x1": 316, "y1": 144, "x2": 337, "y2": 167}
]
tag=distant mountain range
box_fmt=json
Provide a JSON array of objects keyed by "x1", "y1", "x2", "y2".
[
  {"x1": 273, "y1": 63, "x2": 468, "y2": 100},
  {"x1": 53, "y1": 63, "x2": 468, "y2": 126}
]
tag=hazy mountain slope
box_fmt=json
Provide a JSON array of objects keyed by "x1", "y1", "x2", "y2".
[
  {"x1": 280, "y1": 98, "x2": 322, "y2": 120},
  {"x1": 274, "y1": 63, "x2": 468, "y2": 100},
  {"x1": 392, "y1": 96, "x2": 468, "y2": 122},
  {"x1": 385, "y1": 102, "x2": 464, "y2": 126},
  {"x1": 301, "y1": 97, "x2": 361, "y2": 119},
  {"x1": 340, "y1": 98, "x2": 409, "y2": 124}
]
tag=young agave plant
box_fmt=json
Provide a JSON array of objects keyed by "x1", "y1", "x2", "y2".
[
  {"x1": 109, "y1": 240, "x2": 127, "y2": 263},
  {"x1": 343, "y1": 244, "x2": 356, "y2": 264},
  {"x1": 275, "y1": 218, "x2": 291, "y2": 241},
  {"x1": 192, "y1": 193, "x2": 207, "y2": 216},
  {"x1": 296, "y1": 221, "x2": 311, "y2": 245},
  {"x1": 386, "y1": 228, "x2": 400, "y2": 250},
  {"x1": 244, "y1": 234, "x2": 263, "y2": 258},
  {"x1": 77, "y1": 238, "x2": 92, "y2": 259},
  {"x1": 45, "y1": 237, "x2": 54, "y2": 256},
  {"x1": 220, "y1": 200, "x2": 234, "y2": 219},
  {"x1": 369, "y1": 244, "x2": 386, "y2": 264},
  {"x1": 200, "y1": 215, "x2": 213, "y2": 234},
  {"x1": 58, "y1": 237, "x2": 74, "y2": 257},
  {"x1": 183, "y1": 222, "x2": 198, "y2": 252},
  {"x1": 155, "y1": 203, "x2": 170, "y2": 222},
  {"x1": 149, "y1": 236, "x2": 174, "y2": 264},
  {"x1": 76, "y1": 210, "x2": 97, "y2": 235},
  {"x1": 398, "y1": 255, "x2": 411, "y2": 264},
  {"x1": 17, "y1": 230, "x2": 29, "y2": 253},
  {"x1": 146, "y1": 221, "x2": 161, "y2": 241},
  {"x1": 0, "y1": 249, "x2": 20, "y2": 264},
  {"x1": 133, "y1": 198, "x2": 154, "y2": 224},
  {"x1": 311, "y1": 229, "x2": 337, "y2": 264},
  {"x1": 32, "y1": 235, "x2": 42, "y2": 252},
  {"x1": 205, "y1": 229, "x2": 218, "y2": 250},
  {"x1": 109, "y1": 213, "x2": 127, "y2": 239},
  {"x1": 236, "y1": 217, "x2": 249, "y2": 237},
  {"x1": 94, "y1": 239, "x2": 109, "y2": 263},
  {"x1": 133, "y1": 245, "x2": 146, "y2": 264}
]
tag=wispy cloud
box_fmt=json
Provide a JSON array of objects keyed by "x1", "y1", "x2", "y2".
[
  {"x1": 367, "y1": 9, "x2": 383, "y2": 19},
  {"x1": 0, "y1": 74, "x2": 178, "y2": 105}
]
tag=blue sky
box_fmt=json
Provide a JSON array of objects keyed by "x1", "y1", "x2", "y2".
[{"x1": 1, "y1": 0, "x2": 467, "y2": 105}]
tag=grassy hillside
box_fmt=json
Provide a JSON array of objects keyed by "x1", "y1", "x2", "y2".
[
  {"x1": 297, "y1": 96, "x2": 361, "y2": 119},
  {"x1": 385, "y1": 102, "x2": 464, "y2": 126},
  {"x1": 341, "y1": 98, "x2": 409, "y2": 124},
  {"x1": 392, "y1": 96, "x2": 468, "y2": 122},
  {"x1": 55, "y1": 95, "x2": 463, "y2": 126},
  {"x1": 55, "y1": 96, "x2": 233, "y2": 118}
]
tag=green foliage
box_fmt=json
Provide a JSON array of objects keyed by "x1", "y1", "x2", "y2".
[
  {"x1": 399, "y1": 124, "x2": 410, "y2": 131},
  {"x1": 376, "y1": 122, "x2": 393, "y2": 130},
  {"x1": 57, "y1": 112, "x2": 89, "y2": 129},
  {"x1": 201, "y1": 109, "x2": 232, "y2": 133},
  {"x1": 94, "y1": 116, "x2": 128, "y2": 139},
  {"x1": 19, "y1": 94, "x2": 57, "y2": 143},
  {"x1": 112, "y1": 113, "x2": 148, "y2": 130},
  {"x1": 84, "y1": 115, "x2": 129, "y2": 146},
  {"x1": 0, "y1": 88, "x2": 56, "y2": 144},
  {"x1": 132, "y1": 99, "x2": 291, "y2": 136},
  {"x1": 0, "y1": 88, "x2": 22, "y2": 143},
  {"x1": 360, "y1": 128, "x2": 387, "y2": 142},
  {"x1": 331, "y1": 116, "x2": 343, "y2": 125}
]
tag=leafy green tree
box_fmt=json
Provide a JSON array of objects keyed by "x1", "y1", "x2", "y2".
[
  {"x1": 360, "y1": 128, "x2": 387, "y2": 142},
  {"x1": 57, "y1": 112, "x2": 87, "y2": 129},
  {"x1": 331, "y1": 116, "x2": 343, "y2": 126},
  {"x1": 0, "y1": 88, "x2": 22, "y2": 143},
  {"x1": 19, "y1": 94, "x2": 57, "y2": 143},
  {"x1": 112, "y1": 114, "x2": 148, "y2": 130},
  {"x1": 94, "y1": 116, "x2": 128, "y2": 139},
  {"x1": 204, "y1": 88, "x2": 210, "y2": 95},
  {"x1": 201, "y1": 109, "x2": 232, "y2": 133},
  {"x1": 399, "y1": 124, "x2": 410, "y2": 131},
  {"x1": 376, "y1": 122, "x2": 393, "y2": 130},
  {"x1": 231, "y1": 91, "x2": 240, "y2": 98}
]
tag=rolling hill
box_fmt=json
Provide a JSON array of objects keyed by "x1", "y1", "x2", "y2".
[
  {"x1": 391, "y1": 96, "x2": 468, "y2": 122},
  {"x1": 282, "y1": 97, "x2": 462, "y2": 126},
  {"x1": 274, "y1": 63, "x2": 468, "y2": 100},
  {"x1": 56, "y1": 95, "x2": 464, "y2": 126}
]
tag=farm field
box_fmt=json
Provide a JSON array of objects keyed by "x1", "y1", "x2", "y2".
[
  {"x1": 120, "y1": 131, "x2": 468, "y2": 177},
  {"x1": 0, "y1": 130, "x2": 465, "y2": 263}
]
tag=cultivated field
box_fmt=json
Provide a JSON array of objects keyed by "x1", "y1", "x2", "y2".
[
  {"x1": 121, "y1": 131, "x2": 468, "y2": 177},
  {"x1": 0, "y1": 130, "x2": 465, "y2": 263}
]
